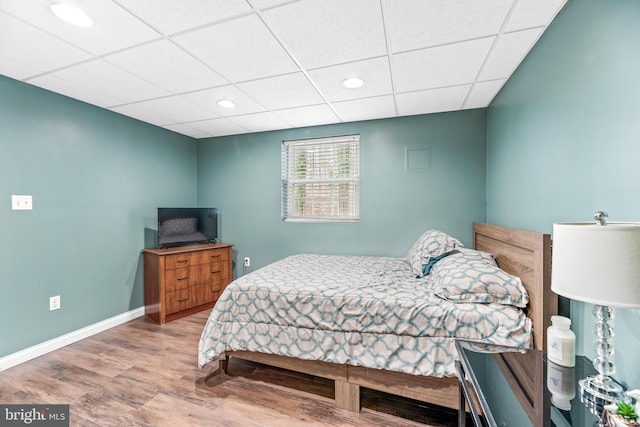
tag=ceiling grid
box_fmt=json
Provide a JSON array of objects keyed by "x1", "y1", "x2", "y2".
[{"x1": 0, "y1": 0, "x2": 567, "y2": 138}]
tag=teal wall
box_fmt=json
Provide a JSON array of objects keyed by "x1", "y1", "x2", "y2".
[
  {"x1": 486, "y1": 0, "x2": 640, "y2": 387},
  {"x1": 0, "y1": 76, "x2": 197, "y2": 358},
  {"x1": 197, "y1": 111, "x2": 487, "y2": 275}
]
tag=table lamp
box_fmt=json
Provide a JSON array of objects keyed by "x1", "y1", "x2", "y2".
[{"x1": 551, "y1": 212, "x2": 640, "y2": 405}]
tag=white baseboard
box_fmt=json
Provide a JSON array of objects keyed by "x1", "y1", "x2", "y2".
[{"x1": 0, "y1": 307, "x2": 145, "y2": 372}]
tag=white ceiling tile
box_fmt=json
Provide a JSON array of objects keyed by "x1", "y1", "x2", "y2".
[
  {"x1": 174, "y1": 14, "x2": 299, "y2": 82},
  {"x1": 238, "y1": 73, "x2": 324, "y2": 111},
  {"x1": 162, "y1": 123, "x2": 208, "y2": 139},
  {"x1": 189, "y1": 118, "x2": 251, "y2": 137},
  {"x1": 0, "y1": 57, "x2": 40, "y2": 81},
  {"x1": 274, "y1": 104, "x2": 339, "y2": 128},
  {"x1": 0, "y1": 12, "x2": 92, "y2": 77},
  {"x1": 331, "y1": 96, "x2": 396, "y2": 123},
  {"x1": 247, "y1": 0, "x2": 304, "y2": 11},
  {"x1": 385, "y1": 0, "x2": 514, "y2": 52},
  {"x1": 396, "y1": 85, "x2": 471, "y2": 116},
  {"x1": 462, "y1": 79, "x2": 507, "y2": 109},
  {"x1": 229, "y1": 112, "x2": 292, "y2": 133},
  {"x1": 464, "y1": 80, "x2": 506, "y2": 109},
  {"x1": 0, "y1": 0, "x2": 160, "y2": 55},
  {"x1": 110, "y1": 103, "x2": 175, "y2": 127},
  {"x1": 106, "y1": 40, "x2": 227, "y2": 94},
  {"x1": 505, "y1": 0, "x2": 568, "y2": 32},
  {"x1": 182, "y1": 85, "x2": 266, "y2": 117},
  {"x1": 114, "y1": 0, "x2": 253, "y2": 35},
  {"x1": 261, "y1": 0, "x2": 387, "y2": 68},
  {"x1": 307, "y1": 57, "x2": 392, "y2": 102},
  {"x1": 27, "y1": 74, "x2": 125, "y2": 108},
  {"x1": 393, "y1": 38, "x2": 495, "y2": 93},
  {"x1": 125, "y1": 96, "x2": 219, "y2": 124},
  {"x1": 42, "y1": 59, "x2": 170, "y2": 105},
  {"x1": 478, "y1": 28, "x2": 543, "y2": 81}
]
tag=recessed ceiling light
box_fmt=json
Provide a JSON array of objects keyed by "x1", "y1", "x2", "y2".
[
  {"x1": 217, "y1": 99, "x2": 235, "y2": 109},
  {"x1": 51, "y1": 3, "x2": 93, "y2": 27},
  {"x1": 342, "y1": 77, "x2": 364, "y2": 89}
]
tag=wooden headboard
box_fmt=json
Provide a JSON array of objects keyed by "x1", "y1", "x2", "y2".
[{"x1": 472, "y1": 222, "x2": 556, "y2": 350}]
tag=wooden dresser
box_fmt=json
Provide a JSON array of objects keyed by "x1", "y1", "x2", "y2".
[{"x1": 143, "y1": 243, "x2": 233, "y2": 324}]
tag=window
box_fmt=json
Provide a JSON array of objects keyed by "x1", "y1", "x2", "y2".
[{"x1": 281, "y1": 135, "x2": 360, "y2": 222}]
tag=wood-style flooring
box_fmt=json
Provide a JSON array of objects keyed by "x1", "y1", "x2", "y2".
[{"x1": 0, "y1": 311, "x2": 460, "y2": 426}]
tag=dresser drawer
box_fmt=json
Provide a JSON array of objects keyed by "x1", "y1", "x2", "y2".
[
  {"x1": 204, "y1": 260, "x2": 229, "y2": 283},
  {"x1": 201, "y1": 248, "x2": 230, "y2": 264},
  {"x1": 165, "y1": 266, "x2": 206, "y2": 291},
  {"x1": 193, "y1": 283, "x2": 222, "y2": 306},
  {"x1": 164, "y1": 248, "x2": 230, "y2": 270},
  {"x1": 167, "y1": 284, "x2": 222, "y2": 313},
  {"x1": 166, "y1": 288, "x2": 194, "y2": 314},
  {"x1": 165, "y1": 252, "x2": 202, "y2": 270},
  {"x1": 165, "y1": 262, "x2": 229, "y2": 291}
]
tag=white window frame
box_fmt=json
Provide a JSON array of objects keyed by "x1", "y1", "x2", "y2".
[{"x1": 281, "y1": 135, "x2": 360, "y2": 223}]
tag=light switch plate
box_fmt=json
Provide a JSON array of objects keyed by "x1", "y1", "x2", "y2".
[
  {"x1": 50, "y1": 295, "x2": 60, "y2": 311},
  {"x1": 11, "y1": 195, "x2": 32, "y2": 210}
]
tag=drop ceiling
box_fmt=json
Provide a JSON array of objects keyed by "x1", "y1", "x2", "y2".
[{"x1": 0, "y1": 0, "x2": 567, "y2": 139}]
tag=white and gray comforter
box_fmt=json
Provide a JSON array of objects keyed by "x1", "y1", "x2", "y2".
[{"x1": 197, "y1": 254, "x2": 532, "y2": 377}]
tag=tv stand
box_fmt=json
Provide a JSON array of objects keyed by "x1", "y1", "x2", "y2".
[{"x1": 143, "y1": 243, "x2": 233, "y2": 324}]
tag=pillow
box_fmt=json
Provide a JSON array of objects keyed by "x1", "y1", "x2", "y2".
[
  {"x1": 405, "y1": 229, "x2": 463, "y2": 277},
  {"x1": 457, "y1": 248, "x2": 497, "y2": 264},
  {"x1": 431, "y1": 254, "x2": 528, "y2": 307},
  {"x1": 429, "y1": 248, "x2": 497, "y2": 276},
  {"x1": 161, "y1": 217, "x2": 198, "y2": 236},
  {"x1": 421, "y1": 250, "x2": 457, "y2": 276}
]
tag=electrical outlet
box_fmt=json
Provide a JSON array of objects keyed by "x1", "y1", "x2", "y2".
[
  {"x1": 50, "y1": 295, "x2": 60, "y2": 311},
  {"x1": 244, "y1": 257, "x2": 250, "y2": 267}
]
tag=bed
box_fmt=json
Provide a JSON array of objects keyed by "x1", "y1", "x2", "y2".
[{"x1": 197, "y1": 223, "x2": 555, "y2": 412}]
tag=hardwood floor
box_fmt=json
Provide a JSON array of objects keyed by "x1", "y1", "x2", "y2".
[{"x1": 0, "y1": 311, "x2": 460, "y2": 426}]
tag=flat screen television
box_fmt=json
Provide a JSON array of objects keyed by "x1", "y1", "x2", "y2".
[{"x1": 157, "y1": 207, "x2": 218, "y2": 248}]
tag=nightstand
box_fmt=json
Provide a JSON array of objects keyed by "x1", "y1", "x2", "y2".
[{"x1": 455, "y1": 340, "x2": 607, "y2": 427}]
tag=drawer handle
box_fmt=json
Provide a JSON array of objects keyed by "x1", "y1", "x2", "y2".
[
  {"x1": 177, "y1": 260, "x2": 188, "y2": 263},
  {"x1": 211, "y1": 270, "x2": 221, "y2": 274},
  {"x1": 177, "y1": 276, "x2": 189, "y2": 281},
  {"x1": 211, "y1": 254, "x2": 220, "y2": 259},
  {"x1": 178, "y1": 298, "x2": 188, "y2": 302}
]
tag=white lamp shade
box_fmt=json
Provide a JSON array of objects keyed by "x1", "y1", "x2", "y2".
[{"x1": 551, "y1": 222, "x2": 640, "y2": 308}]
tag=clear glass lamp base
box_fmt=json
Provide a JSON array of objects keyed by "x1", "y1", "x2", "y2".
[
  {"x1": 579, "y1": 375, "x2": 625, "y2": 406},
  {"x1": 579, "y1": 305, "x2": 625, "y2": 406}
]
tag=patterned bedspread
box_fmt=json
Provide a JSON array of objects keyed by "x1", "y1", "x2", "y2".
[{"x1": 198, "y1": 254, "x2": 532, "y2": 377}]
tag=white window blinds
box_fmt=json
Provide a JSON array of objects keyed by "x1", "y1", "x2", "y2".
[{"x1": 282, "y1": 135, "x2": 360, "y2": 222}]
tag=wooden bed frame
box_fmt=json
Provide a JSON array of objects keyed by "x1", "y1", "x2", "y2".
[{"x1": 217, "y1": 223, "x2": 555, "y2": 412}]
